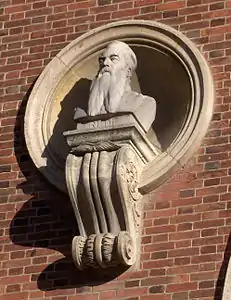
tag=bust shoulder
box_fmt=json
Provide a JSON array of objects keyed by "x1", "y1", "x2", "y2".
[
  {"x1": 117, "y1": 91, "x2": 156, "y2": 132},
  {"x1": 119, "y1": 91, "x2": 155, "y2": 110}
]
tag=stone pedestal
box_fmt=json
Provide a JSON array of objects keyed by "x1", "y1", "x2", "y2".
[{"x1": 64, "y1": 113, "x2": 158, "y2": 269}]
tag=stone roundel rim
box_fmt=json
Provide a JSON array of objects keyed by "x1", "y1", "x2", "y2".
[{"x1": 24, "y1": 20, "x2": 214, "y2": 194}]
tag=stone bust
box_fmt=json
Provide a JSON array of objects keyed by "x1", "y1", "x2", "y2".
[
  {"x1": 65, "y1": 41, "x2": 162, "y2": 270},
  {"x1": 74, "y1": 40, "x2": 157, "y2": 133}
]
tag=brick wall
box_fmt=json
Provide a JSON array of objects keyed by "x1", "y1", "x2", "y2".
[{"x1": 0, "y1": 0, "x2": 231, "y2": 299}]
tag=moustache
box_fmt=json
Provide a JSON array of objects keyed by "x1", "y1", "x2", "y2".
[{"x1": 100, "y1": 66, "x2": 112, "y2": 74}]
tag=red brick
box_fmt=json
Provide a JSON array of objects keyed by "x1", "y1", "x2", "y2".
[
  {"x1": 4, "y1": 18, "x2": 31, "y2": 28},
  {"x1": 199, "y1": 280, "x2": 215, "y2": 289},
  {"x1": 119, "y1": 1, "x2": 133, "y2": 9},
  {"x1": 5, "y1": 4, "x2": 31, "y2": 14},
  {"x1": 112, "y1": 8, "x2": 140, "y2": 18},
  {"x1": 125, "y1": 280, "x2": 140, "y2": 288},
  {"x1": 168, "y1": 247, "x2": 199, "y2": 258},
  {"x1": 167, "y1": 282, "x2": 197, "y2": 293},
  {"x1": 191, "y1": 253, "x2": 222, "y2": 264},
  {"x1": 152, "y1": 233, "x2": 168, "y2": 243},
  {"x1": 91, "y1": 4, "x2": 117, "y2": 13},
  {"x1": 156, "y1": 1, "x2": 185, "y2": 11},
  {"x1": 141, "y1": 295, "x2": 171, "y2": 300},
  {"x1": 171, "y1": 213, "x2": 201, "y2": 224},
  {"x1": 189, "y1": 288, "x2": 215, "y2": 298},
  {"x1": 196, "y1": 186, "x2": 227, "y2": 196},
  {"x1": 141, "y1": 276, "x2": 172, "y2": 286},
  {"x1": 195, "y1": 202, "x2": 225, "y2": 212},
  {"x1": 169, "y1": 230, "x2": 200, "y2": 241},
  {"x1": 96, "y1": 12, "x2": 112, "y2": 21},
  {"x1": 134, "y1": 0, "x2": 160, "y2": 6},
  {"x1": 146, "y1": 225, "x2": 176, "y2": 234},
  {"x1": 10, "y1": 12, "x2": 25, "y2": 20},
  {"x1": 117, "y1": 287, "x2": 148, "y2": 297},
  {"x1": 174, "y1": 257, "x2": 190, "y2": 266},
  {"x1": 1, "y1": 293, "x2": 29, "y2": 300},
  {"x1": 47, "y1": 11, "x2": 74, "y2": 22},
  {"x1": 69, "y1": 295, "x2": 98, "y2": 300},
  {"x1": 25, "y1": 7, "x2": 52, "y2": 18},
  {"x1": 167, "y1": 265, "x2": 199, "y2": 275},
  {"x1": 1, "y1": 275, "x2": 29, "y2": 285},
  {"x1": 171, "y1": 197, "x2": 202, "y2": 207},
  {"x1": 0, "y1": 63, "x2": 27, "y2": 74},
  {"x1": 68, "y1": 1, "x2": 95, "y2": 10},
  {"x1": 143, "y1": 258, "x2": 174, "y2": 269},
  {"x1": 143, "y1": 241, "x2": 174, "y2": 252},
  {"x1": 146, "y1": 208, "x2": 176, "y2": 218},
  {"x1": 180, "y1": 5, "x2": 208, "y2": 16},
  {"x1": 204, "y1": 40, "x2": 231, "y2": 51}
]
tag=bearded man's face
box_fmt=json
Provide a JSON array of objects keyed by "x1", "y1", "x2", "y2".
[
  {"x1": 98, "y1": 44, "x2": 127, "y2": 76},
  {"x1": 87, "y1": 44, "x2": 130, "y2": 116}
]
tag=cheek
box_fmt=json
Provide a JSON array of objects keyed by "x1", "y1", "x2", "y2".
[{"x1": 112, "y1": 62, "x2": 127, "y2": 73}]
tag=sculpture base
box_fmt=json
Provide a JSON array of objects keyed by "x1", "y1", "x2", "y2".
[
  {"x1": 64, "y1": 114, "x2": 158, "y2": 269},
  {"x1": 64, "y1": 113, "x2": 158, "y2": 162}
]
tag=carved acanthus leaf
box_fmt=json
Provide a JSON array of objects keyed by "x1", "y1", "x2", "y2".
[{"x1": 71, "y1": 141, "x2": 121, "y2": 154}]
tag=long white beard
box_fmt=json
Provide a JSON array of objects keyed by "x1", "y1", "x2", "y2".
[{"x1": 88, "y1": 68, "x2": 128, "y2": 116}]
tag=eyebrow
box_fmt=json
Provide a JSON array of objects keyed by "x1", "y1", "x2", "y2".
[{"x1": 99, "y1": 54, "x2": 119, "y2": 59}]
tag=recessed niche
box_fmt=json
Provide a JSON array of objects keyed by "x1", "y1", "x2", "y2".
[{"x1": 24, "y1": 20, "x2": 214, "y2": 194}]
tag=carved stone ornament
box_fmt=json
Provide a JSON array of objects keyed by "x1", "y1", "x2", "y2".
[
  {"x1": 63, "y1": 41, "x2": 160, "y2": 269},
  {"x1": 64, "y1": 114, "x2": 158, "y2": 269},
  {"x1": 24, "y1": 21, "x2": 214, "y2": 270}
]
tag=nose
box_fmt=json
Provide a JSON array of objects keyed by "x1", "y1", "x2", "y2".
[{"x1": 103, "y1": 57, "x2": 110, "y2": 66}]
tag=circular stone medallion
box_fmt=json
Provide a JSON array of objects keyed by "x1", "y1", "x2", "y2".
[{"x1": 24, "y1": 20, "x2": 214, "y2": 194}]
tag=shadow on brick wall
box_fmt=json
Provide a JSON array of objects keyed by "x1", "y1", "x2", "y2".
[
  {"x1": 10, "y1": 81, "x2": 125, "y2": 291},
  {"x1": 215, "y1": 232, "x2": 231, "y2": 300}
]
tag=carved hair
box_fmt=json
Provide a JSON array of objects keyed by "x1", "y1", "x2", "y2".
[{"x1": 107, "y1": 41, "x2": 137, "y2": 73}]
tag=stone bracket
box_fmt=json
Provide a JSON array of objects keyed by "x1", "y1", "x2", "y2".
[{"x1": 64, "y1": 113, "x2": 157, "y2": 269}]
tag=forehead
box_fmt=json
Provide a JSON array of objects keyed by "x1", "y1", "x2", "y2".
[{"x1": 101, "y1": 43, "x2": 126, "y2": 57}]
